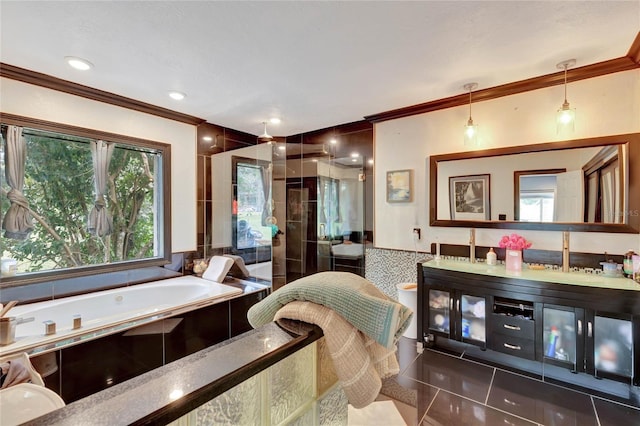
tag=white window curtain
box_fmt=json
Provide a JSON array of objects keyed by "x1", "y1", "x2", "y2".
[
  {"x1": 87, "y1": 140, "x2": 114, "y2": 237},
  {"x1": 2, "y1": 126, "x2": 33, "y2": 240}
]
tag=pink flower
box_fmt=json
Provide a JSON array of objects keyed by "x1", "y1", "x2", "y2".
[{"x1": 498, "y1": 233, "x2": 532, "y2": 250}]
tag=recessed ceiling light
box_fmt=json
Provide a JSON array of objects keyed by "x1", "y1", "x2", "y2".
[
  {"x1": 202, "y1": 136, "x2": 213, "y2": 142},
  {"x1": 278, "y1": 145, "x2": 286, "y2": 151},
  {"x1": 269, "y1": 117, "x2": 281, "y2": 125},
  {"x1": 65, "y1": 56, "x2": 93, "y2": 71},
  {"x1": 168, "y1": 91, "x2": 186, "y2": 101},
  {"x1": 351, "y1": 152, "x2": 359, "y2": 158},
  {"x1": 330, "y1": 138, "x2": 337, "y2": 145}
]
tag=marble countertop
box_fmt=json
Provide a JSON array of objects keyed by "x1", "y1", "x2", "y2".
[
  {"x1": 423, "y1": 259, "x2": 640, "y2": 292},
  {"x1": 25, "y1": 320, "x2": 322, "y2": 426}
]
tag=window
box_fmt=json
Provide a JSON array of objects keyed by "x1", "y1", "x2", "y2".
[
  {"x1": 232, "y1": 156, "x2": 271, "y2": 251},
  {"x1": 519, "y1": 192, "x2": 555, "y2": 222},
  {"x1": 0, "y1": 114, "x2": 170, "y2": 285}
]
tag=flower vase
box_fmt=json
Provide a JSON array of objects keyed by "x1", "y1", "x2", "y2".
[{"x1": 505, "y1": 249, "x2": 522, "y2": 273}]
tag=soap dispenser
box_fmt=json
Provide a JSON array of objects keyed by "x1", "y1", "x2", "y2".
[{"x1": 487, "y1": 248, "x2": 497, "y2": 266}]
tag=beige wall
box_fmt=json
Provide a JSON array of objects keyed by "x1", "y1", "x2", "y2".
[
  {"x1": 374, "y1": 70, "x2": 640, "y2": 254},
  {"x1": 1, "y1": 77, "x2": 197, "y2": 252}
]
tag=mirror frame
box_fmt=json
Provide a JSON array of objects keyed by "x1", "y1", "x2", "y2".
[{"x1": 429, "y1": 133, "x2": 640, "y2": 233}]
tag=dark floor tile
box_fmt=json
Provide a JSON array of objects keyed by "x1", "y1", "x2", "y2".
[
  {"x1": 488, "y1": 370, "x2": 597, "y2": 425},
  {"x1": 423, "y1": 390, "x2": 536, "y2": 426},
  {"x1": 593, "y1": 398, "x2": 640, "y2": 426},
  {"x1": 397, "y1": 337, "x2": 421, "y2": 373},
  {"x1": 381, "y1": 375, "x2": 439, "y2": 424},
  {"x1": 402, "y1": 349, "x2": 495, "y2": 403}
]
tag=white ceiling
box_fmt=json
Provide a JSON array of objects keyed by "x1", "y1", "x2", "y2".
[{"x1": 1, "y1": 1, "x2": 638, "y2": 136}]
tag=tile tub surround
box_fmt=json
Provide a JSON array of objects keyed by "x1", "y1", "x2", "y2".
[
  {"x1": 25, "y1": 320, "x2": 325, "y2": 426},
  {"x1": 380, "y1": 338, "x2": 640, "y2": 425}
]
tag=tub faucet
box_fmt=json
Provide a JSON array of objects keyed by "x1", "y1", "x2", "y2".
[
  {"x1": 73, "y1": 314, "x2": 82, "y2": 330},
  {"x1": 562, "y1": 231, "x2": 570, "y2": 272},
  {"x1": 469, "y1": 228, "x2": 476, "y2": 263},
  {"x1": 43, "y1": 320, "x2": 56, "y2": 335}
]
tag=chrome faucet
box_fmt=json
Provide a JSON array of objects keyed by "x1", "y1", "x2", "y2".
[
  {"x1": 562, "y1": 231, "x2": 570, "y2": 272},
  {"x1": 469, "y1": 228, "x2": 476, "y2": 263}
]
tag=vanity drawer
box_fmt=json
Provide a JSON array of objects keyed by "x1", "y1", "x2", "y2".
[
  {"x1": 490, "y1": 334, "x2": 535, "y2": 360},
  {"x1": 490, "y1": 314, "x2": 535, "y2": 340}
]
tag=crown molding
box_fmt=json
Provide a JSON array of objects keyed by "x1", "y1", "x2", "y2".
[
  {"x1": 365, "y1": 31, "x2": 640, "y2": 123},
  {"x1": 0, "y1": 63, "x2": 205, "y2": 126}
]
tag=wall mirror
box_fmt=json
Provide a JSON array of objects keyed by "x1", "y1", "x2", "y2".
[{"x1": 429, "y1": 133, "x2": 640, "y2": 233}]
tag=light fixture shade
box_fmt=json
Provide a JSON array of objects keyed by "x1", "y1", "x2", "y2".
[
  {"x1": 556, "y1": 59, "x2": 576, "y2": 134},
  {"x1": 464, "y1": 120, "x2": 478, "y2": 147},
  {"x1": 557, "y1": 105, "x2": 576, "y2": 133},
  {"x1": 258, "y1": 122, "x2": 273, "y2": 142},
  {"x1": 463, "y1": 83, "x2": 479, "y2": 147}
]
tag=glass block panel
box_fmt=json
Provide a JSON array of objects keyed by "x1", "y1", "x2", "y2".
[
  {"x1": 166, "y1": 411, "x2": 196, "y2": 426},
  {"x1": 269, "y1": 343, "x2": 315, "y2": 424},
  {"x1": 195, "y1": 374, "x2": 262, "y2": 425},
  {"x1": 319, "y1": 385, "x2": 348, "y2": 426},
  {"x1": 287, "y1": 403, "x2": 316, "y2": 426}
]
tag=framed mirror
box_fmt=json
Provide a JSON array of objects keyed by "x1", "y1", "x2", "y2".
[{"x1": 429, "y1": 133, "x2": 640, "y2": 233}]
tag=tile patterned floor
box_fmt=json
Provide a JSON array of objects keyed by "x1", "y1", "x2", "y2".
[{"x1": 380, "y1": 338, "x2": 640, "y2": 426}]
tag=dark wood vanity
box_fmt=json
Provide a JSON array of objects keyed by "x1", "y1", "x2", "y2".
[{"x1": 418, "y1": 260, "x2": 640, "y2": 396}]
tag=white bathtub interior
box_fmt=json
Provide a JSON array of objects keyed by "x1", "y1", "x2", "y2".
[{"x1": 0, "y1": 275, "x2": 243, "y2": 357}]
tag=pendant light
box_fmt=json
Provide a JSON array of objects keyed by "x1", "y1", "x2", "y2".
[
  {"x1": 463, "y1": 82, "x2": 478, "y2": 146},
  {"x1": 556, "y1": 59, "x2": 576, "y2": 133},
  {"x1": 258, "y1": 121, "x2": 273, "y2": 143}
]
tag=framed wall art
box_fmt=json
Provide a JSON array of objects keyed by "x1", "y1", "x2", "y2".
[
  {"x1": 387, "y1": 169, "x2": 413, "y2": 203},
  {"x1": 449, "y1": 174, "x2": 490, "y2": 220}
]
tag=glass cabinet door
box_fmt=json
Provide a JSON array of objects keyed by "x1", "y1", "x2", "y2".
[
  {"x1": 460, "y1": 294, "x2": 486, "y2": 343},
  {"x1": 543, "y1": 307, "x2": 577, "y2": 368},
  {"x1": 593, "y1": 315, "x2": 633, "y2": 380},
  {"x1": 428, "y1": 289, "x2": 451, "y2": 335}
]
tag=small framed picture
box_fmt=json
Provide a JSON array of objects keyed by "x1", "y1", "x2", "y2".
[
  {"x1": 387, "y1": 169, "x2": 413, "y2": 203},
  {"x1": 449, "y1": 174, "x2": 490, "y2": 220}
]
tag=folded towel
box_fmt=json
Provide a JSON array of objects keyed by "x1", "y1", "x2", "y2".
[
  {"x1": 0, "y1": 359, "x2": 32, "y2": 389},
  {"x1": 274, "y1": 301, "x2": 399, "y2": 408},
  {"x1": 247, "y1": 272, "x2": 413, "y2": 349}
]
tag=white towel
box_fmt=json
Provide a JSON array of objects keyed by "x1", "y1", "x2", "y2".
[{"x1": 274, "y1": 301, "x2": 399, "y2": 409}]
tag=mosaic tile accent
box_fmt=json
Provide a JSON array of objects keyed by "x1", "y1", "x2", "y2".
[{"x1": 365, "y1": 248, "x2": 432, "y2": 300}]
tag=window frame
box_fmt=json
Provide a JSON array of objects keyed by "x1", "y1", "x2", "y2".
[{"x1": 0, "y1": 112, "x2": 172, "y2": 287}]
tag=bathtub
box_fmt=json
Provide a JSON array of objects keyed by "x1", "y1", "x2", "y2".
[
  {"x1": 331, "y1": 243, "x2": 364, "y2": 258},
  {"x1": 246, "y1": 261, "x2": 272, "y2": 281},
  {"x1": 0, "y1": 276, "x2": 243, "y2": 358}
]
